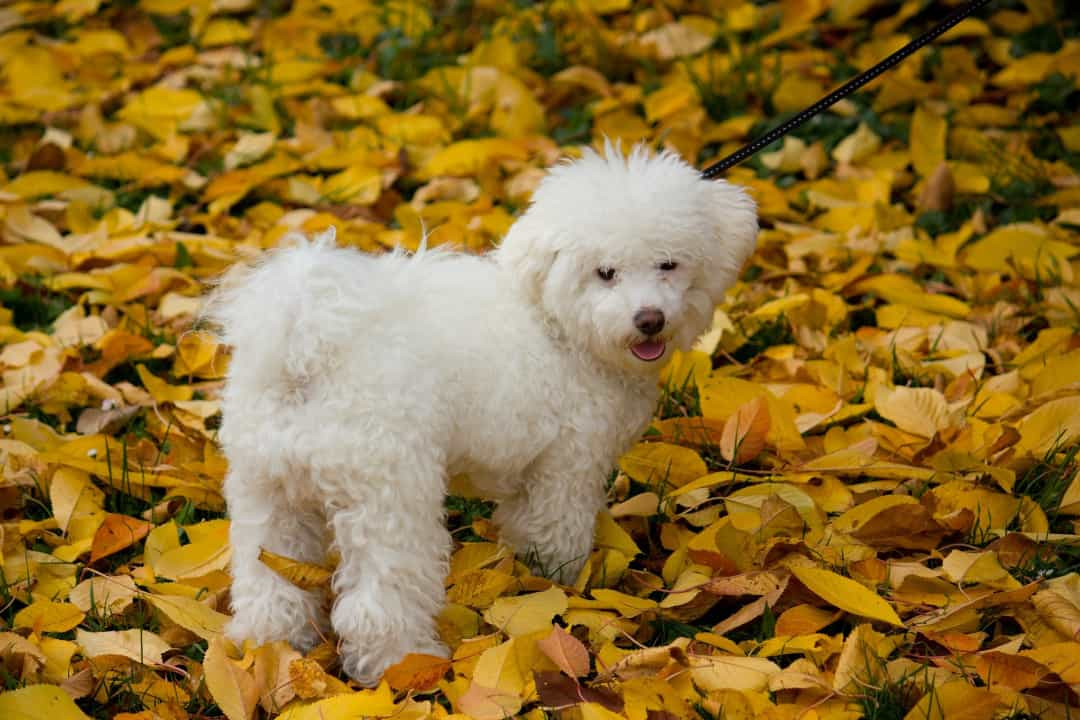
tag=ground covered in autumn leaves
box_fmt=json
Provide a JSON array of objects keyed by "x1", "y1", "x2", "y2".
[{"x1": 0, "y1": 0, "x2": 1078, "y2": 718}]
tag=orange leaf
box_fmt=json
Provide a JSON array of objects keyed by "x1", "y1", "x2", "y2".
[
  {"x1": 774, "y1": 604, "x2": 841, "y2": 636},
  {"x1": 719, "y1": 396, "x2": 770, "y2": 464},
  {"x1": 382, "y1": 653, "x2": 453, "y2": 691},
  {"x1": 86, "y1": 330, "x2": 154, "y2": 378},
  {"x1": 90, "y1": 514, "x2": 153, "y2": 563}
]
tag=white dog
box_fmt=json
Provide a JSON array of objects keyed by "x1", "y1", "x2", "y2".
[{"x1": 208, "y1": 145, "x2": 757, "y2": 684}]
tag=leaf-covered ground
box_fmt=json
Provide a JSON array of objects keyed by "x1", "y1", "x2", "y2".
[{"x1": 0, "y1": 0, "x2": 1078, "y2": 718}]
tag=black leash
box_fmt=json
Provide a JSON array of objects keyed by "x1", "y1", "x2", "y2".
[{"x1": 701, "y1": 0, "x2": 993, "y2": 179}]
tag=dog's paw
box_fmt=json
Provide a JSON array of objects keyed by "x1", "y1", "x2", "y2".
[
  {"x1": 226, "y1": 612, "x2": 324, "y2": 653},
  {"x1": 550, "y1": 559, "x2": 586, "y2": 586},
  {"x1": 340, "y1": 652, "x2": 385, "y2": 687},
  {"x1": 412, "y1": 638, "x2": 451, "y2": 660},
  {"x1": 520, "y1": 550, "x2": 586, "y2": 586},
  {"x1": 224, "y1": 615, "x2": 263, "y2": 646},
  {"x1": 339, "y1": 638, "x2": 450, "y2": 686}
]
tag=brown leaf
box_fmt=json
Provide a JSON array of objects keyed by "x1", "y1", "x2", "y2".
[
  {"x1": 59, "y1": 668, "x2": 95, "y2": 700},
  {"x1": 536, "y1": 626, "x2": 590, "y2": 678},
  {"x1": 848, "y1": 499, "x2": 946, "y2": 551},
  {"x1": 76, "y1": 406, "x2": 141, "y2": 435},
  {"x1": 0, "y1": 632, "x2": 46, "y2": 677},
  {"x1": 534, "y1": 671, "x2": 624, "y2": 712},
  {"x1": 918, "y1": 162, "x2": 955, "y2": 211},
  {"x1": 27, "y1": 143, "x2": 66, "y2": 172}
]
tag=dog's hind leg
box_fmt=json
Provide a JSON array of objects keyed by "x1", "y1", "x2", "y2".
[
  {"x1": 322, "y1": 456, "x2": 451, "y2": 685},
  {"x1": 224, "y1": 468, "x2": 329, "y2": 652}
]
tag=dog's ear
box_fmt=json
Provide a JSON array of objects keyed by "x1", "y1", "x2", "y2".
[
  {"x1": 700, "y1": 179, "x2": 759, "y2": 303},
  {"x1": 496, "y1": 217, "x2": 557, "y2": 304}
]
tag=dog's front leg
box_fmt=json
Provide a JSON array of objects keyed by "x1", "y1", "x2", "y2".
[
  {"x1": 324, "y1": 465, "x2": 451, "y2": 685},
  {"x1": 494, "y1": 454, "x2": 608, "y2": 585}
]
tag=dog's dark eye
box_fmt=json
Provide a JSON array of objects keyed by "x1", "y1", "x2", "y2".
[
  {"x1": 659, "y1": 261, "x2": 679, "y2": 271},
  {"x1": 596, "y1": 267, "x2": 616, "y2": 282}
]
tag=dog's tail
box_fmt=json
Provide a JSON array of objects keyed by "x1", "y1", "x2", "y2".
[{"x1": 202, "y1": 227, "x2": 346, "y2": 388}]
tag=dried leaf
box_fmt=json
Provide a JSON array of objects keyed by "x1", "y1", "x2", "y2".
[
  {"x1": 382, "y1": 653, "x2": 452, "y2": 692},
  {"x1": 688, "y1": 655, "x2": 781, "y2": 692},
  {"x1": 790, "y1": 566, "x2": 904, "y2": 627},
  {"x1": 483, "y1": 587, "x2": 568, "y2": 636},
  {"x1": 14, "y1": 601, "x2": 86, "y2": 634},
  {"x1": 537, "y1": 626, "x2": 590, "y2": 677},
  {"x1": 252, "y1": 641, "x2": 302, "y2": 713},
  {"x1": 68, "y1": 575, "x2": 138, "y2": 615},
  {"x1": 277, "y1": 683, "x2": 396, "y2": 719},
  {"x1": 902, "y1": 678, "x2": 1000, "y2": 720},
  {"x1": 0, "y1": 3, "x2": 1075, "y2": 718},
  {"x1": 719, "y1": 396, "x2": 770, "y2": 464},
  {"x1": 75, "y1": 629, "x2": 171, "y2": 665},
  {"x1": 204, "y1": 637, "x2": 258, "y2": 720},
  {"x1": 89, "y1": 514, "x2": 153, "y2": 564},
  {"x1": 619, "y1": 442, "x2": 707, "y2": 488},
  {"x1": 257, "y1": 548, "x2": 333, "y2": 591},
  {"x1": 144, "y1": 594, "x2": 228, "y2": 641},
  {"x1": 874, "y1": 386, "x2": 953, "y2": 437},
  {"x1": 534, "y1": 671, "x2": 623, "y2": 711},
  {"x1": 456, "y1": 683, "x2": 522, "y2": 720},
  {"x1": 287, "y1": 658, "x2": 352, "y2": 700},
  {"x1": 0, "y1": 684, "x2": 92, "y2": 720},
  {"x1": 910, "y1": 105, "x2": 948, "y2": 176}
]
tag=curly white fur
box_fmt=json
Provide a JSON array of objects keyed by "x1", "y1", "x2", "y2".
[{"x1": 207, "y1": 144, "x2": 757, "y2": 684}]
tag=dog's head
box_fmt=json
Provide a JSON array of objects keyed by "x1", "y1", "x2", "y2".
[{"x1": 496, "y1": 144, "x2": 758, "y2": 374}]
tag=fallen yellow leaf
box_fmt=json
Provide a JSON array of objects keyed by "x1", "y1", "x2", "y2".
[{"x1": 790, "y1": 566, "x2": 904, "y2": 627}]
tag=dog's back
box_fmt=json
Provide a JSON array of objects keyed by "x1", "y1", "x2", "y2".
[
  {"x1": 206, "y1": 233, "x2": 566, "y2": 463},
  {"x1": 211, "y1": 234, "x2": 483, "y2": 385}
]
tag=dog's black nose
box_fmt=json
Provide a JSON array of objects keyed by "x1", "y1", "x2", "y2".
[{"x1": 634, "y1": 308, "x2": 665, "y2": 336}]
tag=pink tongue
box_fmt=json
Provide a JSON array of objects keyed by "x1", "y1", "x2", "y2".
[{"x1": 631, "y1": 340, "x2": 666, "y2": 361}]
